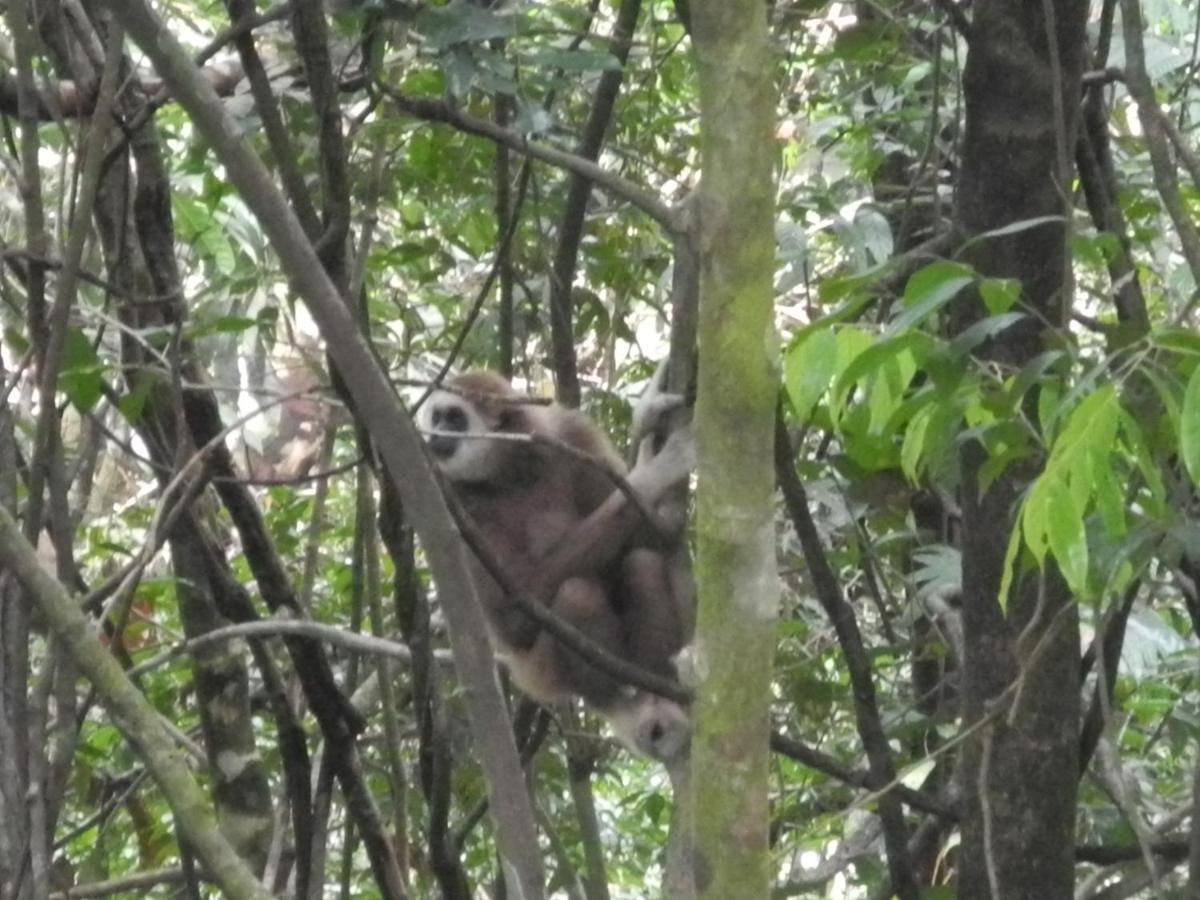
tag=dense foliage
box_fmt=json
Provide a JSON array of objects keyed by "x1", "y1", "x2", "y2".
[{"x1": 3, "y1": 0, "x2": 1200, "y2": 897}]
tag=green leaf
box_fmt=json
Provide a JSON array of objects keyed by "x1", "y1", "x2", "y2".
[
  {"x1": 1007, "y1": 351, "x2": 1065, "y2": 410},
  {"x1": 887, "y1": 261, "x2": 974, "y2": 334},
  {"x1": 523, "y1": 48, "x2": 621, "y2": 71},
  {"x1": 784, "y1": 326, "x2": 837, "y2": 422},
  {"x1": 1022, "y1": 478, "x2": 1052, "y2": 565},
  {"x1": 417, "y1": 0, "x2": 516, "y2": 48},
  {"x1": 1119, "y1": 410, "x2": 1167, "y2": 517},
  {"x1": 949, "y1": 312, "x2": 1025, "y2": 358},
  {"x1": 1050, "y1": 384, "x2": 1119, "y2": 464},
  {"x1": 958, "y1": 215, "x2": 1065, "y2": 253},
  {"x1": 58, "y1": 328, "x2": 103, "y2": 413},
  {"x1": 979, "y1": 278, "x2": 1021, "y2": 315},
  {"x1": 118, "y1": 380, "x2": 154, "y2": 424},
  {"x1": 1153, "y1": 327, "x2": 1200, "y2": 356},
  {"x1": 831, "y1": 331, "x2": 932, "y2": 421},
  {"x1": 828, "y1": 326, "x2": 876, "y2": 419},
  {"x1": 997, "y1": 516, "x2": 1023, "y2": 612},
  {"x1": 900, "y1": 401, "x2": 934, "y2": 481},
  {"x1": 1091, "y1": 447, "x2": 1125, "y2": 537},
  {"x1": 1181, "y1": 363, "x2": 1200, "y2": 484},
  {"x1": 1045, "y1": 477, "x2": 1088, "y2": 594}
]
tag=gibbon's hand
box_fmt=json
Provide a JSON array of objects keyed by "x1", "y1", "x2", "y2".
[
  {"x1": 628, "y1": 420, "x2": 696, "y2": 503},
  {"x1": 630, "y1": 363, "x2": 687, "y2": 458}
]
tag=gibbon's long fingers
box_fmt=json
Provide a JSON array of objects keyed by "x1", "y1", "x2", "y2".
[{"x1": 627, "y1": 422, "x2": 696, "y2": 501}]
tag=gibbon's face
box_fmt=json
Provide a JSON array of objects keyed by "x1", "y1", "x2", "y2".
[{"x1": 419, "y1": 391, "x2": 502, "y2": 483}]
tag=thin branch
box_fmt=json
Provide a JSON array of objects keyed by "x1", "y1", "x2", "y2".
[
  {"x1": 770, "y1": 731, "x2": 950, "y2": 818},
  {"x1": 775, "y1": 407, "x2": 917, "y2": 899},
  {"x1": 379, "y1": 88, "x2": 675, "y2": 230},
  {"x1": 0, "y1": 508, "x2": 273, "y2": 900},
  {"x1": 124, "y1": 617, "x2": 455, "y2": 680},
  {"x1": 545, "y1": 0, "x2": 643, "y2": 407},
  {"x1": 1120, "y1": 0, "x2": 1200, "y2": 309}
]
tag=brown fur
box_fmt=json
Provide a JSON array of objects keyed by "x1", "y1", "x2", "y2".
[{"x1": 421, "y1": 371, "x2": 692, "y2": 759}]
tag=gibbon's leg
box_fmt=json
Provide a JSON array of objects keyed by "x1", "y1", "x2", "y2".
[
  {"x1": 619, "y1": 548, "x2": 690, "y2": 678},
  {"x1": 530, "y1": 422, "x2": 696, "y2": 598},
  {"x1": 513, "y1": 577, "x2": 627, "y2": 709},
  {"x1": 600, "y1": 549, "x2": 693, "y2": 762}
]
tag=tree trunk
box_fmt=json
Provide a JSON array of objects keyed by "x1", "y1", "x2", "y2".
[
  {"x1": 953, "y1": 4, "x2": 1088, "y2": 898},
  {"x1": 688, "y1": 1, "x2": 778, "y2": 897}
]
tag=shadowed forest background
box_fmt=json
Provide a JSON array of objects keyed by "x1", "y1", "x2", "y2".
[{"x1": 2, "y1": 0, "x2": 1200, "y2": 897}]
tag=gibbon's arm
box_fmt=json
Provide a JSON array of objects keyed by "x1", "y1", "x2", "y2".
[{"x1": 528, "y1": 423, "x2": 694, "y2": 600}]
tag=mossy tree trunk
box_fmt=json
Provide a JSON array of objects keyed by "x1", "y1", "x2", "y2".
[{"x1": 689, "y1": 2, "x2": 779, "y2": 897}]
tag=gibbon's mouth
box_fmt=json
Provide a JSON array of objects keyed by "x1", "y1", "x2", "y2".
[{"x1": 428, "y1": 435, "x2": 458, "y2": 459}]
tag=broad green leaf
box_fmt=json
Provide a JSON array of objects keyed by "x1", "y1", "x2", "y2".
[
  {"x1": 867, "y1": 351, "x2": 915, "y2": 435},
  {"x1": 888, "y1": 261, "x2": 974, "y2": 334},
  {"x1": 1050, "y1": 384, "x2": 1119, "y2": 463},
  {"x1": 831, "y1": 331, "x2": 931, "y2": 422},
  {"x1": 784, "y1": 326, "x2": 837, "y2": 422},
  {"x1": 1153, "y1": 327, "x2": 1200, "y2": 356},
  {"x1": 118, "y1": 380, "x2": 154, "y2": 424},
  {"x1": 1119, "y1": 410, "x2": 1167, "y2": 516},
  {"x1": 1044, "y1": 477, "x2": 1088, "y2": 595},
  {"x1": 949, "y1": 312, "x2": 1025, "y2": 358},
  {"x1": 1139, "y1": 367, "x2": 1180, "y2": 432},
  {"x1": 979, "y1": 278, "x2": 1021, "y2": 315},
  {"x1": 1022, "y1": 478, "x2": 1052, "y2": 565},
  {"x1": 58, "y1": 328, "x2": 103, "y2": 413},
  {"x1": 1008, "y1": 352, "x2": 1066, "y2": 409},
  {"x1": 958, "y1": 215, "x2": 1065, "y2": 253},
  {"x1": 1065, "y1": 446, "x2": 1092, "y2": 516},
  {"x1": 901, "y1": 402, "x2": 933, "y2": 481},
  {"x1": 997, "y1": 515, "x2": 1023, "y2": 612},
  {"x1": 828, "y1": 326, "x2": 876, "y2": 420},
  {"x1": 978, "y1": 445, "x2": 1029, "y2": 494},
  {"x1": 1181, "y1": 363, "x2": 1200, "y2": 484},
  {"x1": 1037, "y1": 379, "x2": 1062, "y2": 438},
  {"x1": 1091, "y1": 446, "x2": 1125, "y2": 537}
]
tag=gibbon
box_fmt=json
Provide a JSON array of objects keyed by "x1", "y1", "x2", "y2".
[{"x1": 418, "y1": 370, "x2": 694, "y2": 760}]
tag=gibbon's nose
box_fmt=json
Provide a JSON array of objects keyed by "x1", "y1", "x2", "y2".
[{"x1": 428, "y1": 435, "x2": 457, "y2": 459}]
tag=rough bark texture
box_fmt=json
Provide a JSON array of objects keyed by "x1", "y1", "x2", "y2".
[
  {"x1": 954, "y1": 4, "x2": 1088, "y2": 898},
  {"x1": 689, "y1": 1, "x2": 778, "y2": 897}
]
